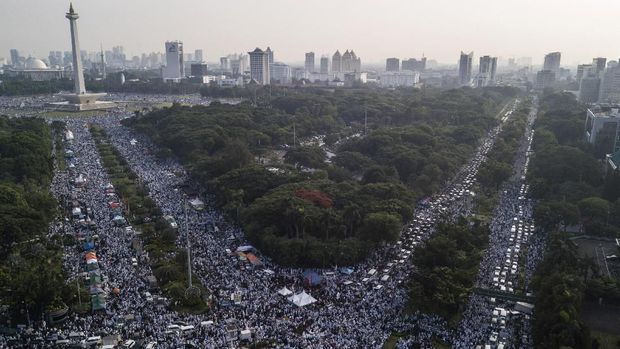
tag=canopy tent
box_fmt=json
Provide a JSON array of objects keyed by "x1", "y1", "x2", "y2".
[
  {"x1": 302, "y1": 270, "x2": 322, "y2": 286},
  {"x1": 339, "y1": 267, "x2": 354, "y2": 275},
  {"x1": 89, "y1": 274, "x2": 102, "y2": 285},
  {"x1": 113, "y1": 215, "x2": 126, "y2": 225},
  {"x1": 89, "y1": 285, "x2": 104, "y2": 295},
  {"x1": 246, "y1": 253, "x2": 261, "y2": 266},
  {"x1": 91, "y1": 294, "x2": 106, "y2": 311},
  {"x1": 108, "y1": 202, "x2": 121, "y2": 209},
  {"x1": 83, "y1": 241, "x2": 95, "y2": 251},
  {"x1": 189, "y1": 198, "x2": 205, "y2": 211},
  {"x1": 235, "y1": 245, "x2": 255, "y2": 253},
  {"x1": 287, "y1": 291, "x2": 317, "y2": 307},
  {"x1": 277, "y1": 287, "x2": 293, "y2": 296},
  {"x1": 85, "y1": 251, "x2": 97, "y2": 261}
]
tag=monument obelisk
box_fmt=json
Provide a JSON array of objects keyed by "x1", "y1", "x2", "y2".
[
  {"x1": 66, "y1": 3, "x2": 86, "y2": 95},
  {"x1": 50, "y1": 3, "x2": 113, "y2": 111}
]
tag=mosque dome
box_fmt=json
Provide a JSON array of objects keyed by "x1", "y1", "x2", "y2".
[{"x1": 25, "y1": 57, "x2": 48, "y2": 70}]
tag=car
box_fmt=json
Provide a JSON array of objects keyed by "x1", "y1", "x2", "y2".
[
  {"x1": 145, "y1": 342, "x2": 157, "y2": 349},
  {"x1": 85, "y1": 336, "x2": 102, "y2": 346},
  {"x1": 122, "y1": 339, "x2": 136, "y2": 348}
]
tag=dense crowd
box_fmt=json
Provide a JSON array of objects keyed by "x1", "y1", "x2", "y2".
[{"x1": 1, "y1": 95, "x2": 542, "y2": 348}]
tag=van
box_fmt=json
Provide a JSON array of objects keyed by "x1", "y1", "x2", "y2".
[
  {"x1": 85, "y1": 336, "x2": 102, "y2": 346},
  {"x1": 145, "y1": 341, "x2": 157, "y2": 349}
]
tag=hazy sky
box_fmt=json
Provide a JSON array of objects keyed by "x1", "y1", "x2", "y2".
[{"x1": 2, "y1": 0, "x2": 619, "y2": 66}]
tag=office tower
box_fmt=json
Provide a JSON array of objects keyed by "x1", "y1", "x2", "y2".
[
  {"x1": 592, "y1": 57, "x2": 607, "y2": 75},
  {"x1": 185, "y1": 53, "x2": 194, "y2": 62},
  {"x1": 599, "y1": 61, "x2": 620, "y2": 103},
  {"x1": 402, "y1": 57, "x2": 426, "y2": 72},
  {"x1": 476, "y1": 56, "x2": 498, "y2": 87},
  {"x1": 248, "y1": 48, "x2": 270, "y2": 85},
  {"x1": 459, "y1": 51, "x2": 473, "y2": 86},
  {"x1": 220, "y1": 57, "x2": 230, "y2": 72},
  {"x1": 10, "y1": 49, "x2": 21, "y2": 67},
  {"x1": 543, "y1": 52, "x2": 561, "y2": 77},
  {"x1": 271, "y1": 62, "x2": 291, "y2": 84},
  {"x1": 577, "y1": 64, "x2": 593, "y2": 85},
  {"x1": 386, "y1": 58, "x2": 400, "y2": 72},
  {"x1": 305, "y1": 52, "x2": 315, "y2": 73},
  {"x1": 350, "y1": 50, "x2": 361, "y2": 72},
  {"x1": 579, "y1": 75, "x2": 601, "y2": 103},
  {"x1": 332, "y1": 50, "x2": 342, "y2": 73},
  {"x1": 163, "y1": 41, "x2": 184, "y2": 82},
  {"x1": 343, "y1": 50, "x2": 353, "y2": 72},
  {"x1": 320, "y1": 56, "x2": 330, "y2": 74},
  {"x1": 190, "y1": 63, "x2": 208, "y2": 77},
  {"x1": 536, "y1": 70, "x2": 556, "y2": 89},
  {"x1": 265, "y1": 47, "x2": 274, "y2": 65},
  {"x1": 194, "y1": 49, "x2": 203, "y2": 62}
]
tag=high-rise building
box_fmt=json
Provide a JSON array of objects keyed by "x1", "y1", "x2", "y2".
[
  {"x1": 579, "y1": 75, "x2": 601, "y2": 103},
  {"x1": 543, "y1": 52, "x2": 561, "y2": 77},
  {"x1": 320, "y1": 56, "x2": 330, "y2": 74},
  {"x1": 332, "y1": 50, "x2": 342, "y2": 73},
  {"x1": 220, "y1": 57, "x2": 230, "y2": 72},
  {"x1": 194, "y1": 49, "x2": 204, "y2": 62},
  {"x1": 265, "y1": 47, "x2": 274, "y2": 65},
  {"x1": 599, "y1": 60, "x2": 620, "y2": 103},
  {"x1": 190, "y1": 63, "x2": 208, "y2": 77},
  {"x1": 476, "y1": 55, "x2": 497, "y2": 87},
  {"x1": 577, "y1": 64, "x2": 593, "y2": 85},
  {"x1": 402, "y1": 57, "x2": 426, "y2": 72},
  {"x1": 10, "y1": 49, "x2": 21, "y2": 67},
  {"x1": 248, "y1": 48, "x2": 270, "y2": 85},
  {"x1": 592, "y1": 57, "x2": 607, "y2": 76},
  {"x1": 536, "y1": 70, "x2": 556, "y2": 89},
  {"x1": 386, "y1": 58, "x2": 400, "y2": 72},
  {"x1": 458, "y1": 51, "x2": 473, "y2": 86},
  {"x1": 305, "y1": 52, "x2": 315, "y2": 73},
  {"x1": 271, "y1": 62, "x2": 291, "y2": 84},
  {"x1": 163, "y1": 41, "x2": 184, "y2": 82}
]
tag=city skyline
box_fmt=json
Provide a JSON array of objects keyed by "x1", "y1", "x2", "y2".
[{"x1": 2, "y1": 0, "x2": 620, "y2": 67}]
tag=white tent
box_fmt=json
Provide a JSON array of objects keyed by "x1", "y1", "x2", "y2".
[
  {"x1": 277, "y1": 287, "x2": 293, "y2": 296},
  {"x1": 287, "y1": 291, "x2": 317, "y2": 307}
]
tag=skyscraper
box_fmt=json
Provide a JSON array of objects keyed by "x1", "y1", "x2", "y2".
[
  {"x1": 543, "y1": 52, "x2": 561, "y2": 77},
  {"x1": 332, "y1": 50, "x2": 342, "y2": 73},
  {"x1": 265, "y1": 47, "x2": 274, "y2": 65},
  {"x1": 402, "y1": 57, "x2": 426, "y2": 72},
  {"x1": 271, "y1": 62, "x2": 291, "y2": 84},
  {"x1": 220, "y1": 57, "x2": 230, "y2": 72},
  {"x1": 599, "y1": 61, "x2": 620, "y2": 103},
  {"x1": 579, "y1": 75, "x2": 601, "y2": 103},
  {"x1": 386, "y1": 58, "x2": 400, "y2": 72},
  {"x1": 476, "y1": 55, "x2": 497, "y2": 87},
  {"x1": 248, "y1": 48, "x2": 270, "y2": 85},
  {"x1": 194, "y1": 49, "x2": 204, "y2": 62},
  {"x1": 459, "y1": 51, "x2": 473, "y2": 86},
  {"x1": 577, "y1": 64, "x2": 593, "y2": 85},
  {"x1": 10, "y1": 49, "x2": 21, "y2": 67},
  {"x1": 163, "y1": 41, "x2": 184, "y2": 82},
  {"x1": 592, "y1": 57, "x2": 607, "y2": 76},
  {"x1": 305, "y1": 52, "x2": 315, "y2": 73},
  {"x1": 320, "y1": 56, "x2": 330, "y2": 74}
]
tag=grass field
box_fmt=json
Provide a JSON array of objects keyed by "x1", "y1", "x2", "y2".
[{"x1": 591, "y1": 330, "x2": 620, "y2": 348}]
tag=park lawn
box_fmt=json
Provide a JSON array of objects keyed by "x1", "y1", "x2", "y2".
[{"x1": 591, "y1": 330, "x2": 620, "y2": 349}]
